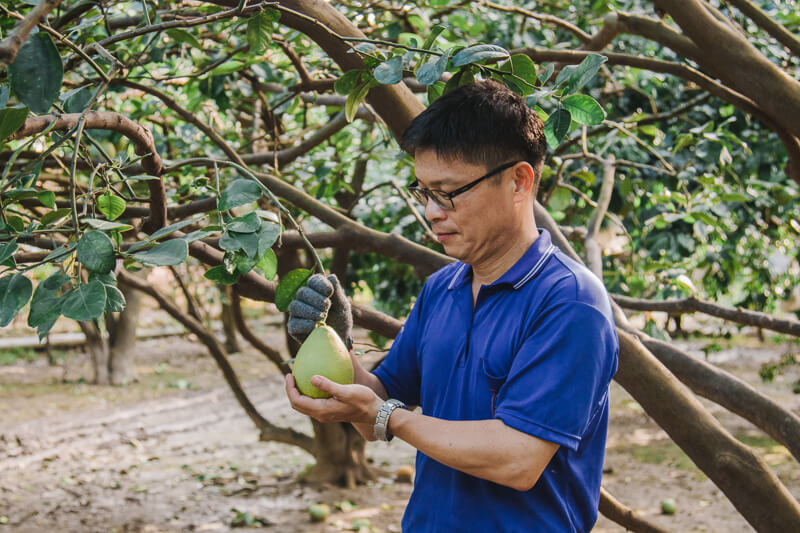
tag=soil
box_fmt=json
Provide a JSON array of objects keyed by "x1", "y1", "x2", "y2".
[{"x1": 1, "y1": 310, "x2": 799, "y2": 533}]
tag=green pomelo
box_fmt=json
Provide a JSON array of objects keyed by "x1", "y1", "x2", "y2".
[{"x1": 292, "y1": 325, "x2": 354, "y2": 398}]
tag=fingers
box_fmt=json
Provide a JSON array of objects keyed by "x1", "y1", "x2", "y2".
[
  {"x1": 287, "y1": 317, "x2": 316, "y2": 339},
  {"x1": 294, "y1": 286, "x2": 332, "y2": 314},
  {"x1": 306, "y1": 274, "x2": 334, "y2": 298},
  {"x1": 310, "y1": 375, "x2": 349, "y2": 399},
  {"x1": 289, "y1": 298, "x2": 327, "y2": 321}
]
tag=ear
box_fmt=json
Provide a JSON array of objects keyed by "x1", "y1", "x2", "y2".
[{"x1": 511, "y1": 162, "x2": 536, "y2": 204}]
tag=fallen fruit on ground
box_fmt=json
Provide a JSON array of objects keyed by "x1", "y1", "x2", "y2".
[
  {"x1": 395, "y1": 465, "x2": 414, "y2": 483},
  {"x1": 308, "y1": 503, "x2": 330, "y2": 522},
  {"x1": 292, "y1": 325, "x2": 354, "y2": 398},
  {"x1": 661, "y1": 498, "x2": 676, "y2": 515}
]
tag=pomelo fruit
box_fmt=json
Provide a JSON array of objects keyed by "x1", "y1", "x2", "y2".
[{"x1": 292, "y1": 325, "x2": 354, "y2": 398}]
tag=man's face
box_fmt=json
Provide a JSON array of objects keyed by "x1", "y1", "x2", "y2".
[{"x1": 413, "y1": 150, "x2": 519, "y2": 265}]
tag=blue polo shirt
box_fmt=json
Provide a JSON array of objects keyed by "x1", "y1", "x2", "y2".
[{"x1": 373, "y1": 229, "x2": 618, "y2": 533}]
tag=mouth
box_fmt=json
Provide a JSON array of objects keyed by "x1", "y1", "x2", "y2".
[{"x1": 434, "y1": 231, "x2": 457, "y2": 243}]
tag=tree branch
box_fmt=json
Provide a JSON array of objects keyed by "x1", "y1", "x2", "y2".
[
  {"x1": 612, "y1": 294, "x2": 800, "y2": 337},
  {"x1": 479, "y1": 1, "x2": 591, "y2": 43},
  {"x1": 11, "y1": 111, "x2": 167, "y2": 231},
  {"x1": 0, "y1": 0, "x2": 63, "y2": 68},
  {"x1": 118, "y1": 269, "x2": 314, "y2": 453},
  {"x1": 584, "y1": 155, "x2": 615, "y2": 279},
  {"x1": 231, "y1": 291, "x2": 287, "y2": 372},
  {"x1": 599, "y1": 488, "x2": 670, "y2": 533},
  {"x1": 724, "y1": 0, "x2": 800, "y2": 58}
]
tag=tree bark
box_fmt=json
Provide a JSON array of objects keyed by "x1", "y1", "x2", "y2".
[
  {"x1": 108, "y1": 274, "x2": 142, "y2": 385},
  {"x1": 79, "y1": 321, "x2": 110, "y2": 385},
  {"x1": 304, "y1": 420, "x2": 376, "y2": 488},
  {"x1": 221, "y1": 285, "x2": 241, "y2": 354}
]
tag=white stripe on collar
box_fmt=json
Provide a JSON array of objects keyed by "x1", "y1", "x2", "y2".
[
  {"x1": 513, "y1": 244, "x2": 556, "y2": 290},
  {"x1": 448, "y1": 263, "x2": 467, "y2": 289}
]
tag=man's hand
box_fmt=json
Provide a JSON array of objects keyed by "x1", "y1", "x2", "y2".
[
  {"x1": 287, "y1": 274, "x2": 353, "y2": 350},
  {"x1": 285, "y1": 373, "x2": 383, "y2": 425}
]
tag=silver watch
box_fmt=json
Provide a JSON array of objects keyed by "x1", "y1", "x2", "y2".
[{"x1": 374, "y1": 399, "x2": 406, "y2": 441}]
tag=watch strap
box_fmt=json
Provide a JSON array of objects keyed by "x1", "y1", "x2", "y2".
[{"x1": 374, "y1": 399, "x2": 405, "y2": 441}]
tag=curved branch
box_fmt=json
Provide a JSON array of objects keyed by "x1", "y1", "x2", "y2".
[
  {"x1": 0, "y1": 0, "x2": 63, "y2": 68},
  {"x1": 584, "y1": 156, "x2": 615, "y2": 279},
  {"x1": 599, "y1": 488, "x2": 670, "y2": 533},
  {"x1": 513, "y1": 47, "x2": 800, "y2": 183},
  {"x1": 11, "y1": 111, "x2": 167, "y2": 231},
  {"x1": 652, "y1": 0, "x2": 800, "y2": 140},
  {"x1": 636, "y1": 330, "x2": 800, "y2": 463},
  {"x1": 479, "y1": 1, "x2": 591, "y2": 42},
  {"x1": 612, "y1": 294, "x2": 800, "y2": 337},
  {"x1": 231, "y1": 291, "x2": 287, "y2": 372},
  {"x1": 725, "y1": 0, "x2": 800, "y2": 57},
  {"x1": 118, "y1": 269, "x2": 314, "y2": 454}
]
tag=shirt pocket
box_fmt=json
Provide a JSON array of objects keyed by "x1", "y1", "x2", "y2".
[{"x1": 480, "y1": 356, "x2": 509, "y2": 416}]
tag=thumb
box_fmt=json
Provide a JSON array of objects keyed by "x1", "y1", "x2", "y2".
[{"x1": 311, "y1": 375, "x2": 348, "y2": 397}]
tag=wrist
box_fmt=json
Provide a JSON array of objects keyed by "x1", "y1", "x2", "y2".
[{"x1": 374, "y1": 399, "x2": 406, "y2": 441}]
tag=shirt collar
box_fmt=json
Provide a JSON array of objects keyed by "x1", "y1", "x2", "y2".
[{"x1": 447, "y1": 229, "x2": 557, "y2": 291}]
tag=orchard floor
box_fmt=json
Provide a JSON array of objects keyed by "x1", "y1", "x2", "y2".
[{"x1": 1, "y1": 316, "x2": 799, "y2": 533}]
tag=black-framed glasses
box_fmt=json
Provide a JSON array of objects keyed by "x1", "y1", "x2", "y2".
[{"x1": 406, "y1": 161, "x2": 521, "y2": 211}]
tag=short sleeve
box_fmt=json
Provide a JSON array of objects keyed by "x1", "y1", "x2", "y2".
[
  {"x1": 493, "y1": 301, "x2": 618, "y2": 451},
  {"x1": 372, "y1": 288, "x2": 426, "y2": 406}
]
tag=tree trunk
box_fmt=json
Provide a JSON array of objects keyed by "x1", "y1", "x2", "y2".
[
  {"x1": 221, "y1": 285, "x2": 241, "y2": 354},
  {"x1": 304, "y1": 420, "x2": 376, "y2": 488},
  {"x1": 79, "y1": 321, "x2": 110, "y2": 385},
  {"x1": 276, "y1": 246, "x2": 375, "y2": 487},
  {"x1": 108, "y1": 274, "x2": 142, "y2": 385}
]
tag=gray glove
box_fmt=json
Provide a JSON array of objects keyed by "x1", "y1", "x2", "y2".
[{"x1": 287, "y1": 273, "x2": 353, "y2": 350}]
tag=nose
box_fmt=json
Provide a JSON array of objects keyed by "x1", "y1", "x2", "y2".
[{"x1": 424, "y1": 198, "x2": 447, "y2": 223}]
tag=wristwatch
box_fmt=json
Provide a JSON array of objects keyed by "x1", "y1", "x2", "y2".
[{"x1": 374, "y1": 399, "x2": 406, "y2": 441}]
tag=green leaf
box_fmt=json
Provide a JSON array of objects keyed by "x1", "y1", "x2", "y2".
[
  {"x1": 37, "y1": 190, "x2": 55, "y2": 209},
  {"x1": 0, "y1": 238, "x2": 17, "y2": 264},
  {"x1": 204, "y1": 265, "x2": 240, "y2": 285},
  {"x1": 104, "y1": 284, "x2": 126, "y2": 313},
  {"x1": 567, "y1": 53, "x2": 607, "y2": 93},
  {"x1": 345, "y1": 81, "x2": 372, "y2": 123},
  {"x1": 427, "y1": 81, "x2": 445, "y2": 104},
  {"x1": 62, "y1": 86, "x2": 93, "y2": 113},
  {"x1": 166, "y1": 28, "x2": 201, "y2": 49},
  {"x1": 41, "y1": 207, "x2": 72, "y2": 226},
  {"x1": 0, "y1": 106, "x2": 29, "y2": 140},
  {"x1": 97, "y1": 191, "x2": 126, "y2": 221},
  {"x1": 275, "y1": 268, "x2": 312, "y2": 312},
  {"x1": 129, "y1": 217, "x2": 202, "y2": 252},
  {"x1": 421, "y1": 25, "x2": 446, "y2": 50},
  {"x1": 208, "y1": 60, "x2": 246, "y2": 77},
  {"x1": 183, "y1": 228, "x2": 220, "y2": 243},
  {"x1": 28, "y1": 272, "x2": 69, "y2": 338},
  {"x1": 416, "y1": 48, "x2": 451, "y2": 86},
  {"x1": 8, "y1": 33, "x2": 64, "y2": 114},
  {"x1": 83, "y1": 218, "x2": 134, "y2": 231},
  {"x1": 76, "y1": 230, "x2": 116, "y2": 273},
  {"x1": 562, "y1": 94, "x2": 605, "y2": 126},
  {"x1": 335, "y1": 70, "x2": 362, "y2": 96},
  {"x1": 544, "y1": 108, "x2": 572, "y2": 147},
  {"x1": 257, "y1": 221, "x2": 281, "y2": 258},
  {"x1": 374, "y1": 56, "x2": 404, "y2": 85},
  {"x1": 0, "y1": 273, "x2": 33, "y2": 327},
  {"x1": 233, "y1": 251, "x2": 257, "y2": 275},
  {"x1": 256, "y1": 248, "x2": 278, "y2": 280},
  {"x1": 247, "y1": 10, "x2": 274, "y2": 53},
  {"x1": 720, "y1": 192, "x2": 750, "y2": 203},
  {"x1": 538, "y1": 63, "x2": 554, "y2": 84},
  {"x1": 451, "y1": 44, "x2": 509, "y2": 67},
  {"x1": 0, "y1": 85, "x2": 9, "y2": 108},
  {"x1": 227, "y1": 212, "x2": 260, "y2": 233},
  {"x1": 60, "y1": 280, "x2": 106, "y2": 322},
  {"x1": 219, "y1": 231, "x2": 259, "y2": 259},
  {"x1": 505, "y1": 54, "x2": 537, "y2": 86},
  {"x1": 219, "y1": 179, "x2": 262, "y2": 210},
  {"x1": 131, "y1": 239, "x2": 188, "y2": 266}
]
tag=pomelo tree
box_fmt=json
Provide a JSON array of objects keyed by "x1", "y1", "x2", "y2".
[{"x1": 1, "y1": 0, "x2": 799, "y2": 529}]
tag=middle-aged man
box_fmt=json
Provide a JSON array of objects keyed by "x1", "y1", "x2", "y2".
[{"x1": 284, "y1": 80, "x2": 619, "y2": 532}]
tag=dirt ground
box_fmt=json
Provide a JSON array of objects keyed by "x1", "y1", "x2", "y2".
[{"x1": 1, "y1": 310, "x2": 799, "y2": 533}]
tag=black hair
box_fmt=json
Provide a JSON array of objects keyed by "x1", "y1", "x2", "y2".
[{"x1": 400, "y1": 80, "x2": 547, "y2": 174}]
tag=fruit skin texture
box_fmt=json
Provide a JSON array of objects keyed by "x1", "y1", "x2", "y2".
[
  {"x1": 292, "y1": 325, "x2": 354, "y2": 398},
  {"x1": 661, "y1": 498, "x2": 676, "y2": 515},
  {"x1": 308, "y1": 503, "x2": 330, "y2": 522}
]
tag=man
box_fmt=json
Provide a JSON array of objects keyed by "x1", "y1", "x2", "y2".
[{"x1": 285, "y1": 81, "x2": 618, "y2": 532}]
